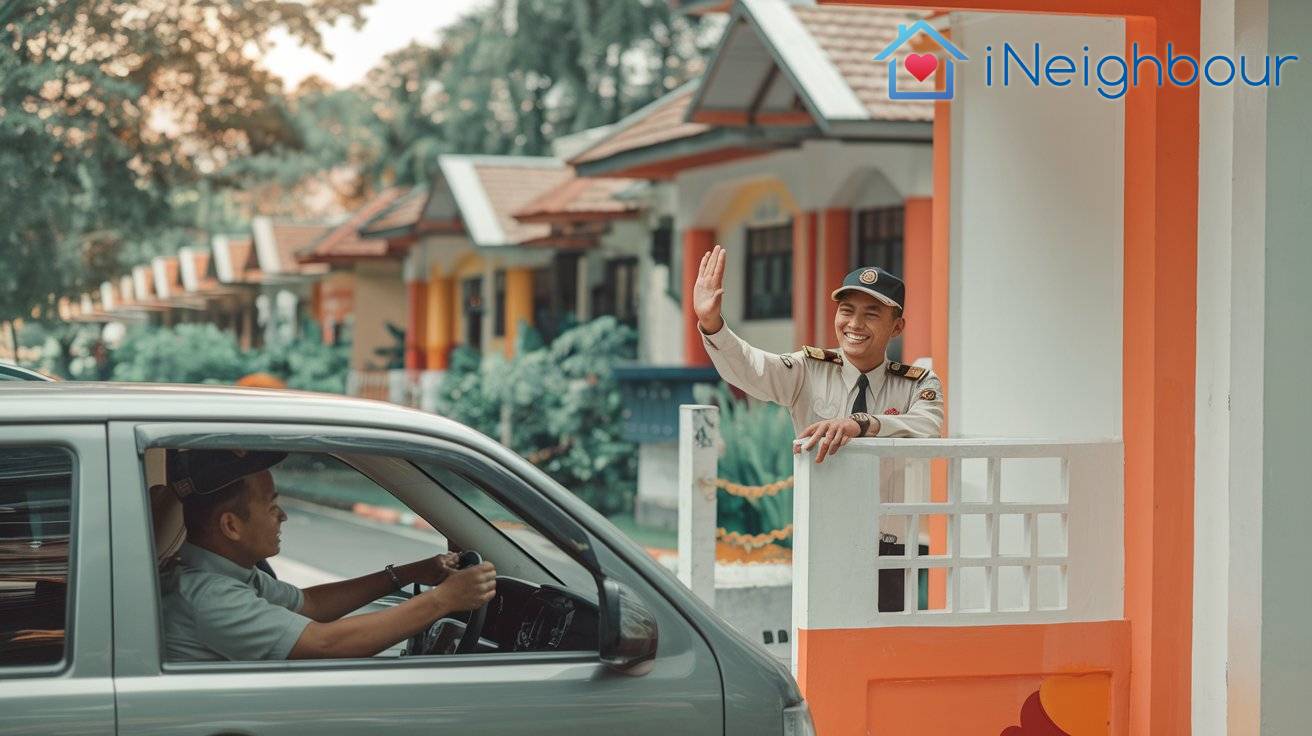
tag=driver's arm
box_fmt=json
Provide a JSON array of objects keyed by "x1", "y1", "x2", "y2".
[
  {"x1": 289, "y1": 562, "x2": 495, "y2": 659},
  {"x1": 299, "y1": 556, "x2": 452, "y2": 623}
]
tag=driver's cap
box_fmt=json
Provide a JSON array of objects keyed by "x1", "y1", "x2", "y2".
[{"x1": 167, "y1": 449, "x2": 287, "y2": 500}]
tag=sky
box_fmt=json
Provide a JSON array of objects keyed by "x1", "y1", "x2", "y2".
[{"x1": 263, "y1": 0, "x2": 491, "y2": 89}]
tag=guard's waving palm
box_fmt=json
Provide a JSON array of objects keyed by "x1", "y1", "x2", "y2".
[{"x1": 693, "y1": 245, "x2": 727, "y2": 334}]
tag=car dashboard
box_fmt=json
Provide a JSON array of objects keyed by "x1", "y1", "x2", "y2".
[{"x1": 411, "y1": 576, "x2": 599, "y2": 656}]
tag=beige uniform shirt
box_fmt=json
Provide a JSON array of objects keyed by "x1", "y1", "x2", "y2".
[
  {"x1": 701, "y1": 325, "x2": 944, "y2": 437},
  {"x1": 702, "y1": 325, "x2": 945, "y2": 542}
]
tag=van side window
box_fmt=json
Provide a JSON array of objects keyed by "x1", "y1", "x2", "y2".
[{"x1": 0, "y1": 447, "x2": 74, "y2": 667}]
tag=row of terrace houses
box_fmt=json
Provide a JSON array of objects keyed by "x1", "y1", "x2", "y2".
[{"x1": 60, "y1": 219, "x2": 339, "y2": 352}]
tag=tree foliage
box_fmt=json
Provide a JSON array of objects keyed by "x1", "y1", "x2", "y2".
[{"x1": 0, "y1": 0, "x2": 370, "y2": 324}]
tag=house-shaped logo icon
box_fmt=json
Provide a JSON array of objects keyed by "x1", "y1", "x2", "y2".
[{"x1": 874, "y1": 20, "x2": 968, "y2": 101}]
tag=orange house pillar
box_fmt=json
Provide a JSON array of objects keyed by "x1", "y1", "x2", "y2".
[
  {"x1": 404, "y1": 280, "x2": 427, "y2": 372},
  {"x1": 425, "y1": 271, "x2": 454, "y2": 370},
  {"x1": 901, "y1": 197, "x2": 934, "y2": 363},
  {"x1": 820, "y1": 209, "x2": 851, "y2": 339},
  {"x1": 503, "y1": 268, "x2": 534, "y2": 359},
  {"x1": 682, "y1": 228, "x2": 716, "y2": 366},
  {"x1": 792, "y1": 211, "x2": 818, "y2": 348}
]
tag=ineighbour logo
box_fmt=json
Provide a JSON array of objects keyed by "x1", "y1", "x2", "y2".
[
  {"x1": 984, "y1": 43, "x2": 1298, "y2": 100},
  {"x1": 874, "y1": 21, "x2": 967, "y2": 101},
  {"x1": 875, "y1": 25, "x2": 1299, "y2": 102}
]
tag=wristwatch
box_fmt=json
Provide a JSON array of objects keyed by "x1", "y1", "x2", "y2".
[
  {"x1": 384, "y1": 563, "x2": 403, "y2": 590},
  {"x1": 851, "y1": 412, "x2": 875, "y2": 437}
]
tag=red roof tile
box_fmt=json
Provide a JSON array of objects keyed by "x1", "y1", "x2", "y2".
[
  {"x1": 513, "y1": 174, "x2": 640, "y2": 223},
  {"x1": 269, "y1": 224, "x2": 331, "y2": 273},
  {"x1": 569, "y1": 88, "x2": 710, "y2": 167},
  {"x1": 360, "y1": 187, "x2": 430, "y2": 236},
  {"x1": 299, "y1": 188, "x2": 412, "y2": 263},
  {"x1": 791, "y1": 6, "x2": 934, "y2": 122},
  {"x1": 468, "y1": 163, "x2": 575, "y2": 245}
]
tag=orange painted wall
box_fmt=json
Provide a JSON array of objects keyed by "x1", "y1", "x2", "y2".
[
  {"x1": 820, "y1": 209, "x2": 851, "y2": 336},
  {"x1": 797, "y1": 621, "x2": 1130, "y2": 736},
  {"x1": 792, "y1": 211, "x2": 819, "y2": 347},
  {"x1": 425, "y1": 274, "x2": 454, "y2": 370},
  {"x1": 404, "y1": 281, "x2": 427, "y2": 371},
  {"x1": 901, "y1": 197, "x2": 933, "y2": 362},
  {"x1": 503, "y1": 268, "x2": 534, "y2": 359},
  {"x1": 682, "y1": 228, "x2": 716, "y2": 366}
]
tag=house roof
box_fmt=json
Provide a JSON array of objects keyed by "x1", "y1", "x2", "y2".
[
  {"x1": 512, "y1": 174, "x2": 642, "y2": 224},
  {"x1": 255, "y1": 221, "x2": 333, "y2": 276},
  {"x1": 568, "y1": 84, "x2": 712, "y2": 170},
  {"x1": 688, "y1": 0, "x2": 934, "y2": 133},
  {"x1": 298, "y1": 187, "x2": 413, "y2": 264},
  {"x1": 428, "y1": 155, "x2": 574, "y2": 247},
  {"x1": 151, "y1": 256, "x2": 184, "y2": 301},
  {"x1": 211, "y1": 236, "x2": 263, "y2": 285},
  {"x1": 357, "y1": 186, "x2": 433, "y2": 239}
]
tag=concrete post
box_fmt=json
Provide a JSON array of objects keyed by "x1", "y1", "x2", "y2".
[{"x1": 678, "y1": 404, "x2": 718, "y2": 607}]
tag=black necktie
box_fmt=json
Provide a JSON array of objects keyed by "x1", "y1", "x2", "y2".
[{"x1": 852, "y1": 373, "x2": 869, "y2": 414}]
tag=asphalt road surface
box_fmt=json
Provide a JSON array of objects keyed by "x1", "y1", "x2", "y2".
[{"x1": 268, "y1": 498, "x2": 449, "y2": 587}]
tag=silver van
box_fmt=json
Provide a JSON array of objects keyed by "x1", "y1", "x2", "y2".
[{"x1": 0, "y1": 383, "x2": 813, "y2": 735}]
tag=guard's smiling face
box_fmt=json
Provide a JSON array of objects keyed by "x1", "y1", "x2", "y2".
[{"x1": 834, "y1": 291, "x2": 904, "y2": 364}]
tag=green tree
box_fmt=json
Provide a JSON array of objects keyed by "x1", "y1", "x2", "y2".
[{"x1": 0, "y1": 0, "x2": 371, "y2": 329}]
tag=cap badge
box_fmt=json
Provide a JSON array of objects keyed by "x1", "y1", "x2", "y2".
[
  {"x1": 859, "y1": 269, "x2": 878, "y2": 285},
  {"x1": 173, "y1": 478, "x2": 195, "y2": 499}
]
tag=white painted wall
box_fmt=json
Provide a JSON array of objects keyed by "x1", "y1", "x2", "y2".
[
  {"x1": 1194, "y1": 0, "x2": 1270, "y2": 732},
  {"x1": 947, "y1": 12, "x2": 1125, "y2": 441}
]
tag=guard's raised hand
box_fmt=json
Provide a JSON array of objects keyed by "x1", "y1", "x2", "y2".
[{"x1": 693, "y1": 244, "x2": 727, "y2": 334}]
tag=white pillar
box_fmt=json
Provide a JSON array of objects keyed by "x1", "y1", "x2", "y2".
[
  {"x1": 677, "y1": 405, "x2": 718, "y2": 607},
  {"x1": 790, "y1": 442, "x2": 881, "y2": 675}
]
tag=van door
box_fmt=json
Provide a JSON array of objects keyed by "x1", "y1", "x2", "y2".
[
  {"x1": 0, "y1": 425, "x2": 115, "y2": 735},
  {"x1": 108, "y1": 421, "x2": 722, "y2": 736}
]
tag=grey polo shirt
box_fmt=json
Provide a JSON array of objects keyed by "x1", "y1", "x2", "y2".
[{"x1": 161, "y1": 542, "x2": 311, "y2": 661}]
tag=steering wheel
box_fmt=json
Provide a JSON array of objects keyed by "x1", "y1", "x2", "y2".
[{"x1": 453, "y1": 550, "x2": 488, "y2": 654}]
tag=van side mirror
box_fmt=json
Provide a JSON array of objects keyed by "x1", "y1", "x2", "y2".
[{"x1": 598, "y1": 578, "x2": 658, "y2": 675}]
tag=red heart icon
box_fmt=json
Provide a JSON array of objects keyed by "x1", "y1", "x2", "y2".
[{"x1": 904, "y1": 53, "x2": 938, "y2": 82}]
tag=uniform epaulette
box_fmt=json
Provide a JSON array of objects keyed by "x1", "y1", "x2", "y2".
[
  {"x1": 887, "y1": 361, "x2": 928, "y2": 380},
  {"x1": 802, "y1": 346, "x2": 843, "y2": 365}
]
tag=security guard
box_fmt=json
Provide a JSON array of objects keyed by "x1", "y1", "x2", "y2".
[
  {"x1": 159, "y1": 449, "x2": 496, "y2": 661},
  {"x1": 693, "y1": 244, "x2": 944, "y2": 610}
]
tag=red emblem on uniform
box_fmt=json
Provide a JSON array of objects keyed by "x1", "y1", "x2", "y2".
[{"x1": 884, "y1": 408, "x2": 900, "y2": 415}]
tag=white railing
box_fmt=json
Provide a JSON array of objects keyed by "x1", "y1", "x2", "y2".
[{"x1": 791, "y1": 437, "x2": 1123, "y2": 636}]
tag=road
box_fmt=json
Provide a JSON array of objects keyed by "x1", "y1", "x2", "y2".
[{"x1": 268, "y1": 497, "x2": 449, "y2": 587}]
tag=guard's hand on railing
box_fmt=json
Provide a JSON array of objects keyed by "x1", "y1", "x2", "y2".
[{"x1": 796, "y1": 417, "x2": 863, "y2": 463}]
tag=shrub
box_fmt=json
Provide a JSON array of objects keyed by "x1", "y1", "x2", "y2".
[{"x1": 111, "y1": 323, "x2": 249, "y2": 384}]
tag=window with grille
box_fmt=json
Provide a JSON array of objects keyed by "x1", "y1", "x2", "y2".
[
  {"x1": 854, "y1": 207, "x2": 904, "y2": 276},
  {"x1": 593, "y1": 257, "x2": 639, "y2": 327},
  {"x1": 744, "y1": 223, "x2": 793, "y2": 320}
]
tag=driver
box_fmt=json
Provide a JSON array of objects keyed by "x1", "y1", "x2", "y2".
[{"x1": 159, "y1": 449, "x2": 496, "y2": 661}]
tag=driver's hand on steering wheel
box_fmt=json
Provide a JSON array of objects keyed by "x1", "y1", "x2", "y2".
[
  {"x1": 411, "y1": 552, "x2": 461, "y2": 586},
  {"x1": 430, "y1": 562, "x2": 497, "y2": 613}
]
